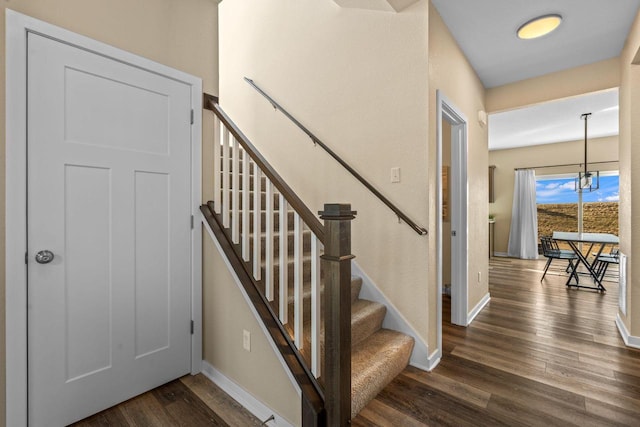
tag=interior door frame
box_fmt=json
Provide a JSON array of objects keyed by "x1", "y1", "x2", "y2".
[
  {"x1": 5, "y1": 10, "x2": 203, "y2": 426},
  {"x1": 436, "y1": 90, "x2": 469, "y2": 361}
]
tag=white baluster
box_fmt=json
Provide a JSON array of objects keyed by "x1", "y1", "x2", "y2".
[
  {"x1": 253, "y1": 164, "x2": 262, "y2": 281},
  {"x1": 213, "y1": 116, "x2": 221, "y2": 214},
  {"x1": 231, "y1": 136, "x2": 240, "y2": 243},
  {"x1": 294, "y1": 213, "x2": 304, "y2": 348},
  {"x1": 242, "y1": 150, "x2": 250, "y2": 261},
  {"x1": 265, "y1": 179, "x2": 274, "y2": 301},
  {"x1": 221, "y1": 127, "x2": 230, "y2": 228},
  {"x1": 311, "y1": 234, "x2": 321, "y2": 376},
  {"x1": 279, "y1": 195, "x2": 289, "y2": 324}
]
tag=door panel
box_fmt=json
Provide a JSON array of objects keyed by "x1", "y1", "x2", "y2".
[
  {"x1": 134, "y1": 171, "x2": 170, "y2": 358},
  {"x1": 64, "y1": 165, "x2": 113, "y2": 381},
  {"x1": 64, "y1": 64, "x2": 170, "y2": 154},
  {"x1": 27, "y1": 33, "x2": 192, "y2": 426}
]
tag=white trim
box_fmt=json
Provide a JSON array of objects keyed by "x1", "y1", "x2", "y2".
[
  {"x1": 426, "y1": 348, "x2": 441, "y2": 371},
  {"x1": 5, "y1": 10, "x2": 203, "y2": 426},
  {"x1": 352, "y1": 261, "x2": 430, "y2": 371},
  {"x1": 202, "y1": 218, "x2": 302, "y2": 395},
  {"x1": 467, "y1": 293, "x2": 490, "y2": 325},
  {"x1": 435, "y1": 90, "x2": 469, "y2": 363},
  {"x1": 191, "y1": 71, "x2": 204, "y2": 375},
  {"x1": 493, "y1": 252, "x2": 509, "y2": 258},
  {"x1": 616, "y1": 314, "x2": 640, "y2": 349},
  {"x1": 201, "y1": 361, "x2": 295, "y2": 427}
]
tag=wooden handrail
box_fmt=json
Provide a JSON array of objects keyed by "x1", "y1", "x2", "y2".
[
  {"x1": 203, "y1": 93, "x2": 325, "y2": 242},
  {"x1": 243, "y1": 78, "x2": 428, "y2": 236}
]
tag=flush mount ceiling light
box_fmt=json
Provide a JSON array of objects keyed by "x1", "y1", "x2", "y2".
[{"x1": 517, "y1": 14, "x2": 563, "y2": 40}]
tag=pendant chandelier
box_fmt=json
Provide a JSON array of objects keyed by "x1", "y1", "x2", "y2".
[{"x1": 575, "y1": 112, "x2": 599, "y2": 192}]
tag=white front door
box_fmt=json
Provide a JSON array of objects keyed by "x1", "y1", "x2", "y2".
[{"x1": 27, "y1": 32, "x2": 193, "y2": 426}]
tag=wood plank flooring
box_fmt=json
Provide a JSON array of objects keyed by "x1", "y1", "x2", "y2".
[
  {"x1": 72, "y1": 374, "x2": 261, "y2": 427},
  {"x1": 73, "y1": 257, "x2": 639, "y2": 426},
  {"x1": 352, "y1": 257, "x2": 640, "y2": 427}
]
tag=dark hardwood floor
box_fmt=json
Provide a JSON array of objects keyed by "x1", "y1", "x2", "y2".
[
  {"x1": 74, "y1": 257, "x2": 639, "y2": 426},
  {"x1": 72, "y1": 374, "x2": 261, "y2": 427},
  {"x1": 352, "y1": 257, "x2": 640, "y2": 427}
]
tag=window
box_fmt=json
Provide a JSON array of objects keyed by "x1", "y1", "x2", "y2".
[{"x1": 536, "y1": 173, "x2": 619, "y2": 240}]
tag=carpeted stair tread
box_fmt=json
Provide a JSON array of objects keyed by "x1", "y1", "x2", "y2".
[
  {"x1": 351, "y1": 299, "x2": 386, "y2": 346},
  {"x1": 316, "y1": 298, "x2": 386, "y2": 351},
  {"x1": 351, "y1": 329, "x2": 414, "y2": 418}
]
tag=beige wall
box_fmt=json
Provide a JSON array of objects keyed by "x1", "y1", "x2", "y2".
[
  {"x1": 219, "y1": 0, "x2": 431, "y2": 352},
  {"x1": 486, "y1": 58, "x2": 620, "y2": 113},
  {"x1": 619, "y1": 9, "x2": 640, "y2": 336},
  {"x1": 1, "y1": 1, "x2": 218, "y2": 425},
  {"x1": 202, "y1": 239, "x2": 300, "y2": 424},
  {"x1": 429, "y1": 3, "x2": 489, "y2": 325},
  {"x1": 489, "y1": 136, "x2": 619, "y2": 254}
]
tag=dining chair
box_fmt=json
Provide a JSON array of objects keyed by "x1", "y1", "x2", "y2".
[
  {"x1": 594, "y1": 248, "x2": 619, "y2": 284},
  {"x1": 540, "y1": 236, "x2": 578, "y2": 281}
]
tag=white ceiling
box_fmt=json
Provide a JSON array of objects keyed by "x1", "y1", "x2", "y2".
[
  {"x1": 431, "y1": 0, "x2": 640, "y2": 88},
  {"x1": 488, "y1": 89, "x2": 619, "y2": 151}
]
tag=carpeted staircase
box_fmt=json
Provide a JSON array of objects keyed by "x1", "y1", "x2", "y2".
[{"x1": 216, "y1": 153, "x2": 414, "y2": 418}]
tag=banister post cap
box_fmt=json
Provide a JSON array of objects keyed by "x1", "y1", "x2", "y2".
[{"x1": 318, "y1": 204, "x2": 357, "y2": 220}]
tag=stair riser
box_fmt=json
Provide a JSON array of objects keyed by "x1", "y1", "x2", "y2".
[
  {"x1": 220, "y1": 190, "x2": 280, "y2": 210},
  {"x1": 351, "y1": 304, "x2": 386, "y2": 347},
  {"x1": 266, "y1": 258, "x2": 313, "y2": 284},
  {"x1": 273, "y1": 277, "x2": 361, "y2": 306},
  {"x1": 219, "y1": 171, "x2": 265, "y2": 191},
  {"x1": 220, "y1": 156, "x2": 252, "y2": 175},
  {"x1": 250, "y1": 231, "x2": 313, "y2": 258},
  {"x1": 236, "y1": 210, "x2": 296, "y2": 233},
  {"x1": 351, "y1": 333, "x2": 414, "y2": 418}
]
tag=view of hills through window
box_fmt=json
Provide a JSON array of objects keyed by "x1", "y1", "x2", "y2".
[{"x1": 536, "y1": 174, "x2": 619, "y2": 239}]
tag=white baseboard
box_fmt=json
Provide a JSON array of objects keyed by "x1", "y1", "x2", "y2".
[
  {"x1": 201, "y1": 361, "x2": 294, "y2": 427},
  {"x1": 351, "y1": 260, "x2": 430, "y2": 371},
  {"x1": 616, "y1": 313, "x2": 640, "y2": 349},
  {"x1": 467, "y1": 293, "x2": 490, "y2": 325},
  {"x1": 493, "y1": 252, "x2": 509, "y2": 258},
  {"x1": 426, "y1": 348, "x2": 441, "y2": 371}
]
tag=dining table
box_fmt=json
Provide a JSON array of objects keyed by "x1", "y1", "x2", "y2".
[{"x1": 551, "y1": 231, "x2": 619, "y2": 292}]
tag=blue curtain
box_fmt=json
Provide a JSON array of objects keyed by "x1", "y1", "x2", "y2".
[{"x1": 507, "y1": 169, "x2": 539, "y2": 259}]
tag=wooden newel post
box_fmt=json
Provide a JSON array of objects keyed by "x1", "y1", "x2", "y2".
[{"x1": 319, "y1": 203, "x2": 356, "y2": 427}]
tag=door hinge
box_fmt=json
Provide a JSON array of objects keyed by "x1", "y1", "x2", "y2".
[
  {"x1": 190, "y1": 109, "x2": 194, "y2": 125},
  {"x1": 452, "y1": 230, "x2": 457, "y2": 237},
  {"x1": 190, "y1": 320, "x2": 194, "y2": 334},
  {"x1": 191, "y1": 215, "x2": 194, "y2": 229},
  {"x1": 25, "y1": 252, "x2": 28, "y2": 265}
]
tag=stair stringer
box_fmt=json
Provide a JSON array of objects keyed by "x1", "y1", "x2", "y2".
[
  {"x1": 201, "y1": 215, "x2": 303, "y2": 416},
  {"x1": 351, "y1": 261, "x2": 431, "y2": 371}
]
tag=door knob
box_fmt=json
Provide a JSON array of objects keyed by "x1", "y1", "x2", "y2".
[{"x1": 35, "y1": 250, "x2": 54, "y2": 264}]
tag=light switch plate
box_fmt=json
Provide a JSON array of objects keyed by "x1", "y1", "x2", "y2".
[
  {"x1": 243, "y1": 329, "x2": 251, "y2": 351},
  {"x1": 391, "y1": 167, "x2": 401, "y2": 183}
]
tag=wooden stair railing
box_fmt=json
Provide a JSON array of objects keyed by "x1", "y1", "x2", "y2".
[
  {"x1": 244, "y1": 78, "x2": 428, "y2": 236},
  {"x1": 202, "y1": 93, "x2": 353, "y2": 426}
]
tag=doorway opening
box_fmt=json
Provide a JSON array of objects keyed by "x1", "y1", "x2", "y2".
[{"x1": 436, "y1": 90, "x2": 469, "y2": 363}]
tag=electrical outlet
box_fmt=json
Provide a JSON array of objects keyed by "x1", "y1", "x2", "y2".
[
  {"x1": 390, "y1": 167, "x2": 401, "y2": 183},
  {"x1": 478, "y1": 272, "x2": 482, "y2": 283},
  {"x1": 243, "y1": 329, "x2": 251, "y2": 352}
]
